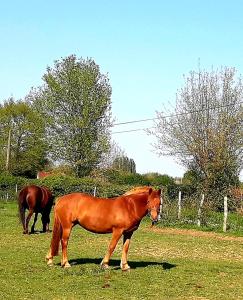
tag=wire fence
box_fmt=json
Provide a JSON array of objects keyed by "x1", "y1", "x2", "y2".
[
  {"x1": 0, "y1": 186, "x2": 18, "y2": 201},
  {"x1": 160, "y1": 192, "x2": 243, "y2": 233},
  {"x1": 1, "y1": 186, "x2": 243, "y2": 233}
]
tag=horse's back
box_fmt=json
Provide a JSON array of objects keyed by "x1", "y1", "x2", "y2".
[
  {"x1": 40, "y1": 186, "x2": 53, "y2": 208},
  {"x1": 18, "y1": 185, "x2": 52, "y2": 211},
  {"x1": 55, "y1": 193, "x2": 116, "y2": 212}
]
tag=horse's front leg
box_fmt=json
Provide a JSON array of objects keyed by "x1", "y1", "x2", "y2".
[
  {"x1": 101, "y1": 228, "x2": 123, "y2": 269},
  {"x1": 120, "y1": 232, "x2": 133, "y2": 271},
  {"x1": 61, "y1": 227, "x2": 72, "y2": 268}
]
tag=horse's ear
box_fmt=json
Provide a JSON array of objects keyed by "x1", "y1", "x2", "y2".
[{"x1": 149, "y1": 188, "x2": 153, "y2": 195}]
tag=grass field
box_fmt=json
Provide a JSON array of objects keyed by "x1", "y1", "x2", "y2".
[{"x1": 1, "y1": 201, "x2": 243, "y2": 300}]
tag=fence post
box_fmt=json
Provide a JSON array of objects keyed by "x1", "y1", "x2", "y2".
[
  {"x1": 158, "y1": 191, "x2": 163, "y2": 221},
  {"x1": 240, "y1": 190, "x2": 243, "y2": 212},
  {"x1": 223, "y1": 196, "x2": 228, "y2": 232},
  {"x1": 197, "y1": 193, "x2": 205, "y2": 227},
  {"x1": 93, "y1": 186, "x2": 97, "y2": 197},
  {"x1": 15, "y1": 184, "x2": 18, "y2": 194},
  {"x1": 178, "y1": 191, "x2": 182, "y2": 220}
]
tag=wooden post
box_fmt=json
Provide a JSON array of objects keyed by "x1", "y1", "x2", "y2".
[
  {"x1": 15, "y1": 184, "x2": 18, "y2": 194},
  {"x1": 240, "y1": 190, "x2": 243, "y2": 212},
  {"x1": 93, "y1": 186, "x2": 97, "y2": 197},
  {"x1": 178, "y1": 191, "x2": 182, "y2": 220},
  {"x1": 5, "y1": 128, "x2": 11, "y2": 171},
  {"x1": 223, "y1": 196, "x2": 228, "y2": 232},
  {"x1": 197, "y1": 194, "x2": 205, "y2": 227},
  {"x1": 158, "y1": 192, "x2": 163, "y2": 221}
]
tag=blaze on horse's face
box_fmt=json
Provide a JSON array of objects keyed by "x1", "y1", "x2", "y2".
[{"x1": 147, "y1": 188, "x2": 162, "y2": 224}]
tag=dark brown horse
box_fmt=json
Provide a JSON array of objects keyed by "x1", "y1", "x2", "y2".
[
  {"x1": 46, "y1": 188, "x2": 161, "y2": 271},
  {"x1": 18, "y1": 185, "x2": 54, "y2": 234}
]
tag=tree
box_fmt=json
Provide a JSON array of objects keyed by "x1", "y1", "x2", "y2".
[
  {"x1": 150, "y1": 67, "x2": 243, "y2": 204},
  {"x1": 112, "y1": 155, "x2": 136, "y2": 173},
  {"x1": 99, "y1": 141, "x2": 126, "y2": 169},
  {"x1": 0, "y1": 98, "x2": 47, "y2": 177},
  {"x1": 28, "y1": 55, "x2": 112, "y2": 177},
  {"x1": 143, "y1": 172, "x2": 174, "y2": 186}
]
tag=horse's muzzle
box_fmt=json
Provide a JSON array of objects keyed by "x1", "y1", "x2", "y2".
[{"x1": 151, "y1": 220, "x2": 159, "y2": 226}]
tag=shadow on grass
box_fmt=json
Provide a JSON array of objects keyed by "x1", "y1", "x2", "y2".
[
  {"x1": 28, "y1": 230, "x2": 52, "y2": 235},
  {"x1": 68, "y1": 258, "x2": 177, "y2": 270}
]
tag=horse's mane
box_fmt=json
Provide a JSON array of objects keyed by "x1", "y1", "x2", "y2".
[{"x1": 123, "y1": 186, "x2": 151, "y2": 196}]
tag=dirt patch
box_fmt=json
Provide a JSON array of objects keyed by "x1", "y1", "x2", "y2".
[{"x1": 146, "y1": 226, "x2": 243, "y2": 242}]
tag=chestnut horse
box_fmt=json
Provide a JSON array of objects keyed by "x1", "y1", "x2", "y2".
[
  {"x1": 46, "y1": 188, "x2": 161, "y2": 271},
  {"x1": 18, "y1": 185, "x2": 54, "y2": 234}
]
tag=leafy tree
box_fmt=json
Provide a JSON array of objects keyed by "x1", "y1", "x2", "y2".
[
  {"x1": 28, "y1": 55, "x2": 112, "y2": 177},
  {"x1": 151, "y1": 67, "x2": 243, "y2": 204},
  {"x1": 143, "y1": 172, "x2": 174, "y2": 186},
  {"x1": 112, "y1": 155, "x2": 136, "y2": 173},
  {"x1": 0, "y1": 98, "x2": 47, "y2": 177}
]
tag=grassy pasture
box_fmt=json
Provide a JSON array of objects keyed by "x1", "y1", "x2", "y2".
[{"x1": 0, "y1": 201, "x2": 243, "y2": 300}]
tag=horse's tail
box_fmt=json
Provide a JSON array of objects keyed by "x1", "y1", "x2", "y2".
[
  {"x1": 50, "y1": 211, "x2": 62, "y2": 256},
  {"x1": 18, "y1": 190, "x2": 26, "y2": 228}
]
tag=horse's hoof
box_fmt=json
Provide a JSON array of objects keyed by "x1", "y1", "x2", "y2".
[
  {"x1": 46, "y1": 258, "x2": 54, "y2": 266},
  {"x1": 100, "y1": 261, "x2": 109, "y2": 270},
  {"x1": 121, "y1": 263, "x2": 131, "y2": 272},
  {"x1": 47, "y1": 261, "x2": 54, "y2": 267},
  {"x1": 122, "y1": 267, "x2": 131, "y2": 272},
  {"x1": 63, "y1": 262, "x2": 71, "y2": 268},
  {"x1": 101, "y1": 264, "x2": 109, "y2": 270}
]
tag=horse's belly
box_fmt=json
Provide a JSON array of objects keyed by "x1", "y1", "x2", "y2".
[{"x1": 78, "y1": 217, "x2": 113, "y2": 234}]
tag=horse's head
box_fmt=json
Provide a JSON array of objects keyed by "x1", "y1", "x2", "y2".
[{"x1": 147, "y1": 188, "x2": 162, "y2": 225}]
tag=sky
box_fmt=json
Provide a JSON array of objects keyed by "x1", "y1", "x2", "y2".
[{"x1": 0, "y1": 1, "x2": 243, "y2": 179}]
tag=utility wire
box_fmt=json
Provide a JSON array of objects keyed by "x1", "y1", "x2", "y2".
[
  {"x1": 112, "y1": 127, "x2": 154, "y2": 134},
  {"x1": 113, "y1": 117, "x2": 157, "y2": 126},
  {"x1": 113, "y1": 101, "x2": 243, "y2": 126},
  {"x1": 112, "y1": 101, "x2": 243, "y2": 134}
]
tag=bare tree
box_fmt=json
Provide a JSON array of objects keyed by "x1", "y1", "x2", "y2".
[
  {"x1": 99, "y1": 141, "x2": 126, "y2": 169},
  {"x1": 150, "y1": 67, "x2": 243, "y2": 204}
]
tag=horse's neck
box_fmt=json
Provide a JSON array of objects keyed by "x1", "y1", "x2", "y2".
[{"x1": 131, "y1": 194, "x2": 148, "y2": 220}]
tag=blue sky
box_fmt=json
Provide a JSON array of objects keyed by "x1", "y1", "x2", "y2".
[{"x1": 1, "y1": 1, "x2": 243, "y2": 178}]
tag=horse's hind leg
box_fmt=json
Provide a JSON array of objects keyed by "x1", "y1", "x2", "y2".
[
  {"x1": 61, "y1": 226, "x2": 72, "y2": 268},
  {"x1": 19, "y1": 206, "x2": 26, "y2": 234},
  {"x1": 30, "y1": 212, "x2": 38, "y2": 233},
  {"x1": 120, "y1": 232, "x2": 133, "y2": 271},
  {"x1": 42, "y1": 213, "x2": 51, "y2": 233},
  {"x1": 25, "y1": 209, "x2": 34, "y2": 234},
  {"x1": 101, "y1": 228, "x2": 123, "y2": 269}
]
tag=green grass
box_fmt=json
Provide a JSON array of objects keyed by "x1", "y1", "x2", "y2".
[{"x1": 1, "y1": 201, "x2": 243, "y2": 300}]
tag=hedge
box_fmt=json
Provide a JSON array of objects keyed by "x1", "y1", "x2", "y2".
[{"x1": 0, "y1": 173, "x2": 137, "y2": 199}]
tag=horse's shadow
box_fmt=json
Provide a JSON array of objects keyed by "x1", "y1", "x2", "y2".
[
  {"x1": 29, "y1": 230, "x2": 52, "y2": 235},
  {"x1": 68, "y1": 258, "x2": 176, "y2": 270}
]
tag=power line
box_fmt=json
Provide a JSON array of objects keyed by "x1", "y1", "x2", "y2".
[
  {"x1": 112, "y1": 101, "x2": 243, "y2": 127},
  {"x1": 113, "y1": 117, "x2": 157, "y2": 126},
  {"x1": 112, "y1": 127, "x2": 154, "y2": 134},
  {"x1": 111, "y1": 101, "x2": 243, "y2": 134}
]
